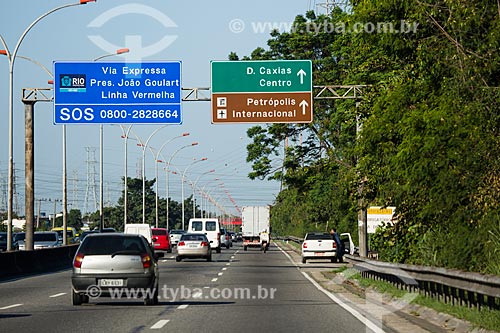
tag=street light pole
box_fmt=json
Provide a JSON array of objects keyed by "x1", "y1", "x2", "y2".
[
  {"x1": 191, "y1": 169, "x2": 215, "y2": 218},
  {"x1": 153, "y1": 133, "x2": 189, "y2": 228},
  {"x1": 0, "y1": 0, "x2": 96, "y2": 251},
  {"x1": 165, "y1": 142, "x2": 198, "y2": 229},
  {"x1": 119, "y1": 125, "x2": 133, "y2": 227},
  {"x1": 181, "y1": 157, "x2": 207, "y2": 230},
  {"x1": 138, "y1": 125, "x2": 168, "y2": 224},
  {"x1": 93, "y1": 48, "x2": 130, "y2": 231}
]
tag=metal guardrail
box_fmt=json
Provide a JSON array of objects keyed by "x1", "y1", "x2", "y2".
[
  {"x1": 281, "y1": 235, "x2": 500, "y2": 310},
  {"x1": 347, "y1": 255, "x2": 500, "y2": 311}
]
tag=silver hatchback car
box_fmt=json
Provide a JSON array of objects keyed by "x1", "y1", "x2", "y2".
[{"x1": 71, "y1": 233, "x2": 163, "y2": 306}]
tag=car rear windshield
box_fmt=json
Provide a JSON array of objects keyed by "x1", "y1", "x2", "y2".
[
  {"x1": 206, "y1": 221, "x2": 217, "y2": 231},
  {"x1": 191, "y1": 222, "x2": 203, "y2": 231},
  {"x1": 180, "y1": 234, "x2": 207, "y2": 241},
  {"x1": 54, "y1": 230, "x2": 74, "y2": 237},
  {"x1": 152, "y1": 229, "x2": 166, "y2": 236},
  {"x1": 34, "y1": 233, "x2": 57, "y2": 241},
  {"x1": 79, "y1": 235, "x2": 146, "y2": 255},
  {"x1": 306, "y1": 233, "x2": 333, "y2": 240}
]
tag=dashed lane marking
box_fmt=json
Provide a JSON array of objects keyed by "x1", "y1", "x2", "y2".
[
  {"x1": 151, "y1": 320, "x2": 170, "y2": 329},
  {"x1": 0, "y1": 304, "x2": 23, "y2": 310}
]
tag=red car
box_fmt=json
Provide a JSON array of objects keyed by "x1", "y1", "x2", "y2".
[{"x1": 151, "y1": 228, "x2": 172, "y2": 252}]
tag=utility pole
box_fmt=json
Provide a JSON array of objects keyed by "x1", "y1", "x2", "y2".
[{"x1": 314, "y1": 85, "x2": 369, "y2": 257}]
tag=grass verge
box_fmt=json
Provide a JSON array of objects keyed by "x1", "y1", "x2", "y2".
[{"x1": 327, "y1": 268, "x2": 500, "y2": 332}]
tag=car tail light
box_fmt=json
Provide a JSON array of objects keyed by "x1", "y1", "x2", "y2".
[
  {"x1": 178, "y1": 241, "x2": 185, "y2": 247},
  {"x1": 302, "y1": 242, "x2": 307, "y2": 249},
  {"x1": 141, "y1": 253, "x2": 152, "y2": 269},
  {"x1": 73, "y1": 252, "x2": 84, "y2": 268},
  {"x1": 217, "y1": 232, "x2": 220, "y2": 241},
  {"x1": 333, "y1": 242, "x2": 337, "y2": 249},
  {"x1": 201, "y1": 241, "x2": 208, "y2": 247}
]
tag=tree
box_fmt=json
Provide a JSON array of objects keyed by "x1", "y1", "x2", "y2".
[{"x1": 68, "y1": 209, "x2": 83, "y2": 230}]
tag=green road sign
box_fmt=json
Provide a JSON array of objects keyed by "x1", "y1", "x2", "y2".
[
  {"x1": 211, "y1": 60, "x2": 312, "y2": 93},
  {"x1": 211, "y1": 60, "x2": 313, "y2": 124}
]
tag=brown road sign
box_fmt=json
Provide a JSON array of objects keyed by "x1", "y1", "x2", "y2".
[{"x1": 212, "y1": 92, "x2": 312, "y2": 124}]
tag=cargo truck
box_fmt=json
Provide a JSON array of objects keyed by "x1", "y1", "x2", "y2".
[{"x1": 241, "y1": 206, "x2": 270, "y2": 251}]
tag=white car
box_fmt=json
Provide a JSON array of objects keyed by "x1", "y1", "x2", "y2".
[
  {"x1": 301, "y1": 232, "x2": 337, "y2": 264},
  {"x1": 169, "y1": 229, "x2": 186, "y2": 246},
  {"x1": 19, "y1": 231, "x2": 61, "y2": 250},
  {"x1": 176, "y1": 233, "x2": 211, "y2": 262},
  {"x1": 188, "y1": 218, "x2": 222, "y2": 253}
]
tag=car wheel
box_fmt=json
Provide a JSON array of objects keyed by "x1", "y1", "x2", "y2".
[
  {"x1": 216, "y1": 247, "x2": 221, "y2": 254},
  {"x1": 175, "y1": 256, "x2": 182, "y2": 262},
  {"x1": 207, "y1": 254, "x2": 212, "y2": 262},
  {"x1": 302, "y1": 257, "x2": 306, "y2": 264},
  {"x1": 244, "y1": 246, "x2": 247, "y2": 251},
  {"x1": 72, "y1": 289, "x2": 82, "y2": 306},
  {"x1": 225, "y1": 244, "x2": 229, "y2": 249}
]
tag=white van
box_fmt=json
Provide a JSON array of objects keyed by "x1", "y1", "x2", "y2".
[
  {"x1": 124, "y1": 224, "x2": 153, "y2": 245},
  {"x1": 187, "y1": 218, "x2": 221, "y2": 253}
]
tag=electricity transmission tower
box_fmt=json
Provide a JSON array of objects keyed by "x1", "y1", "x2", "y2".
[{"x1": 84, "y1": 147, "x2": 98, "y2": 214}]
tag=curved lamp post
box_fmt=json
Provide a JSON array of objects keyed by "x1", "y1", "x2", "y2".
[
  {"x1": 0, "y1": 0, "x2": 96, "y2": 251},
  {"x1": 153, "y1": 132, "x2": 189, "y2": 228},
  {"x1": 191, "y1": 169, "x2": 215, "y2": 218},
  {"x1": 181, "y1": 157, "x2": 207, "y2": 230},
  {"x1": 135, "y1": 125, "x2": 168, "y2": 224},
  {"x1": 93, "y1": 48, "x2": 130, "y2": 231},
  {"x1": 164, "y1": 142, "x2": 198, "y2": 229}
]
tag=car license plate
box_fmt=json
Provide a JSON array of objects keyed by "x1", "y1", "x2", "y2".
[
  {"x1": 154, "y1": 243, "x2": 160, "y2": 247},
  {"x1": 99, "y1": 279, "x2": 124, "y2": 287},
  {"x1": 189, "y1": 244, "x2": 198, "y2": 248},
  {"x1": 314, "y1": 252, "x2": 324, "y2": 256}
]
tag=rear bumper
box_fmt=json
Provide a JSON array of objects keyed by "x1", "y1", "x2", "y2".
[
  {"x1": 177, "y1": 247, "x2": 210, "y2": 257},
  {"x1": 302, "y1": 250, "x2": 336, "y2": 258},
  {"x1": 72, "y1": 273, "x2": 156, "y2": 294}
]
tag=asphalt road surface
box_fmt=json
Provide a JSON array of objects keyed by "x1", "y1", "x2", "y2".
[{"x1": 0, "y1": 242, "x2": 384, "y2": 332}]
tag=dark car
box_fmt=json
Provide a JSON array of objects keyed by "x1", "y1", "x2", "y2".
[
  {"x1": 0, "y1": 232, "x2": 18, "y2": 251},
  {"x1": 79, "y1": 230, "x2": 100, "y2": 241},
  {"x1": 71, "y1": 233, "x2": 163, "y2": 306}
]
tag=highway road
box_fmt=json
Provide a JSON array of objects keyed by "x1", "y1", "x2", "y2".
[{"x1": 0, "y1": 243, "x2": 387, "y2": 333}]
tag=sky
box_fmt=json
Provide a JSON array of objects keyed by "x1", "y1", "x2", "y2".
[{"x1": 0, "y1": 0, "x2": 322, "y2": 219}]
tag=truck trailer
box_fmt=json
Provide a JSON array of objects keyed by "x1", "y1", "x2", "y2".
[{"x1": 241, "y1": 206, "x2": 270, "y2": 251}]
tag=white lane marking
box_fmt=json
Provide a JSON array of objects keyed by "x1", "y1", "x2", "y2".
[
  {"x1": 211, "y1": 278, "x2": 218, "y2": 282},
  {"x1": 49, "y1": 293, "x2": 66, "y2": 298},
  {"x1": 151, "y1": 320, "x2": 170, "y2": 329},
  {"x1": 222, "y1": 267, "x2": 227, "y2": 271},
  {"x1": 192, "y1": 292, "x2": 202, "y2": 299},
  {"x1": 0, "y1": 304, "x2": 23, "y2": 310},
  {"x1": 230, "y1": 256, "x2": 235, "y2": 259},
  {"x1": 178, "y1": 304, "x2": 189, "y2": 309},
  {"x1": 170, "y1": 256, "x2": 175, "y2": 259},
  {"x1": 276, "y1": 244, "x2": 385, "y2": 333},
  {"x1": 218, "y1": 272, "x2": 223, "y2": 276},
  {"x1": 226, "y1": 263, "x2": 231, "y2": 266}
]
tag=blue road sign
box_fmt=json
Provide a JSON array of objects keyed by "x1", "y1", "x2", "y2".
[{"x1": 53, "y1": 61, "x2": 182, "y2": 124}]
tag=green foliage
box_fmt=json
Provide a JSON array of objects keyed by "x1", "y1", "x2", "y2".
[{"x1": 238, "y1": 1, "x2": 500, "y2": 274}]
